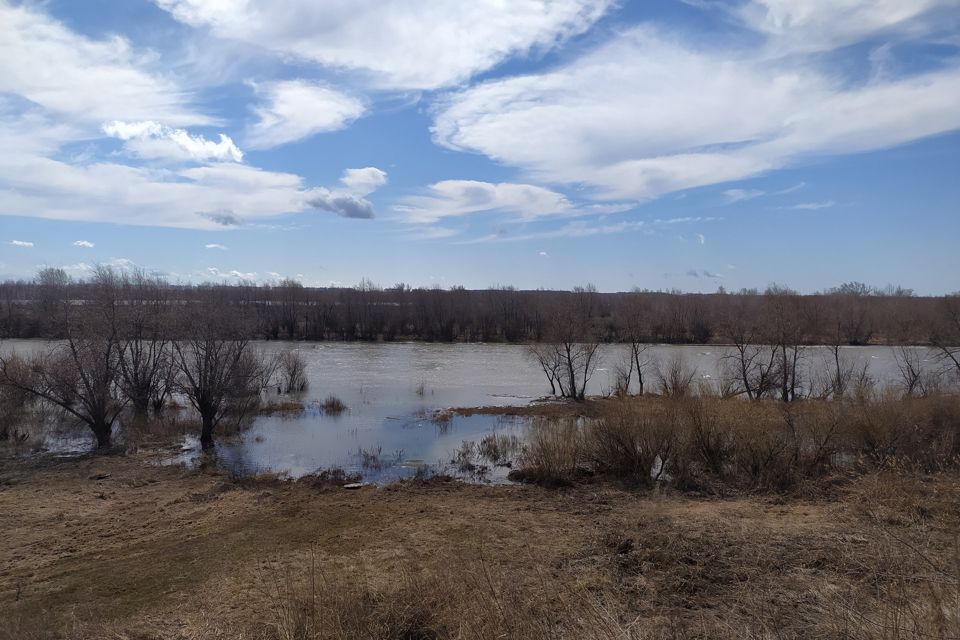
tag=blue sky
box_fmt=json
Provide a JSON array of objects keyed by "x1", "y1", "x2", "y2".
[{"x1": 0, "y1": 0, "x2": 958, "y2": 293}]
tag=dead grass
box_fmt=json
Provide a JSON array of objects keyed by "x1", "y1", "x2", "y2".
[
  {"x1": 0, "y1": 444, "x2": 958, "y2": 639},
  {"x1": 320, "y1": 394, "x2": 347, "y2": 415},
  {"x1": 258, "y1": 399, "x2": 308, "y2": 415},
  {"x1": 513, "y1": 394, "x2": 960, "y2": 493}
]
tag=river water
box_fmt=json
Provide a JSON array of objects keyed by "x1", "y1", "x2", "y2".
[{"x1": 0, "y1": 341, "x2": 946, "y2": 482}]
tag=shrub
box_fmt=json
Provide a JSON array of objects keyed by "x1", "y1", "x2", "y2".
[
  {"x1": 586, "y1": 404, "x2": 676, "y2": 487},
  {"x1": 654, "y1": 356, "x2": 697, "y2": 398},
  {"x1": 511, "y1": 417, "x2": 583, "y2": 486},
  {"x1": 278, "y1": 350, "x2": 308, "y2": 393},
  {"x1": 321, "y1": 395, "x2": 347, "y2": 415}
]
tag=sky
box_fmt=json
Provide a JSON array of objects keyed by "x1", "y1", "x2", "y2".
[{"x1": 0, "y1": 0, "x2": 958, "y2": 294}]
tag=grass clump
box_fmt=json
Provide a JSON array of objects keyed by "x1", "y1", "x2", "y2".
[
  {"x1": 252, "y1": 550, "x2": 630, "y2": 640},
  {"x1": 320, "y1": 395, "x2": 347, "y2": 415},
  {"x1": 513, "y1": 393, "x2": 960, "y2": 492}
]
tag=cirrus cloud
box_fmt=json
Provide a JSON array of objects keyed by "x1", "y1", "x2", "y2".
[
  {"x1": 153, "y1": 0, "x2": 614, "y2": 90},
  {"x1": 433, "y1": 21, "x2": 960, "y2": 201}
]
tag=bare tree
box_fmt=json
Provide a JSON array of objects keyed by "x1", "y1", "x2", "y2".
[
  {"x1": 765, "y1": 285, "x2": 807, "y2": 402},
  {"x1": 117, "y1": 271, "x2": 173, "y2": 418},
  {"x1": 0, "y1": 266, "x2": 125, "y2": 448},
  {"x1": 719, "y1": 298, "x2": 777, "y2": 400},
  {"x1": 173, "y1": 304, "x2": 275, "y2": 448},
  {"x1": 527, "y1": 343, "x2": 563, "y2": 396},
  {"x1": 931, "y1": 295, "x2": 960, "y2": 384},
  {"x1": 618, "y1": 295, "x2": 653, "y2": 395}
]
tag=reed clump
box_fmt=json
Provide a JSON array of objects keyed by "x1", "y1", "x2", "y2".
[
  {"x1": 514, "y1": 393, "x2": 960, "y2": 492},
  {"x1": 320, "y1": 395, "x2": 347, "y2": 415}
]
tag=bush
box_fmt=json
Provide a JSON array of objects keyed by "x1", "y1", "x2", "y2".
[
  {"x1": 511, "y1": 417, "x2": 583, "y2": 486},
  {"x1": 278, "y1": 350, "x2": 309, "y2": 394},
  {"x1": 321, "y1": 395, "x2": 347, "y2": 415},
  {"x1": 511, "y1": 394, "x2": 960, "y2": 493},
  {"x1": 586, "y1": 404, "x2": 676, "y2": 487},
  {"x1": 654, "y1": 355, "x2": 697, "y2": 398}
]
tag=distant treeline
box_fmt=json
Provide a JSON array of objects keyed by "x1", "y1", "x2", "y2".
[{"x1": 0, "y1": 270, "x2": 958, "y2": 347}]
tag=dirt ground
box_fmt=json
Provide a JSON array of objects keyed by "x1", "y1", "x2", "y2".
[{"x1": 1, "y1": 452, "x2": 958, "y2": 639}]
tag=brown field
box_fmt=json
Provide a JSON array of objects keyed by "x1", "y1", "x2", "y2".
[{"x1": 1, "y1": 446, "x2": 958, "y2": 639}]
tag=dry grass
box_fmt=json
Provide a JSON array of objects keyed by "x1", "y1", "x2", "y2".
[
  {"x1": 320, "y1": 395, "x2": 347, "y2": 415},
  {"x1": 258, "y1": 399, "x2": 308, "y2": 416},
  {"x1": 0, "y1": 452, "x2": 958, "y2": 639},
  {"x1": 512, "y1": 394, "x2": 960, "y2": 493},
  {"x1": 250, "y1": 549, "x2": 632, "y2": 640}
]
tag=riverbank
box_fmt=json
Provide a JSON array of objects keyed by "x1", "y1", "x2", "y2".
[{"x1": 1, "y1": 451, "x2": 958, "y2": 639}]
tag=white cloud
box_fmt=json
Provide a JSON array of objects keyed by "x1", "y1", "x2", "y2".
[
  {"x1": 0, "y1": 3, "x2": 208, "y2": 126},
  {"x1": 404, "y1": 226, "x2": 460, "y2": 241},
  {"x1": 538, "y1": 251, "x2": 549, "y2": 256},
  {"x1": 103, "y1": 120, "x2": 243, "y2": 163},
  {"x1": 72, "y1": 240, "x2": 95, "y2": 248},
  {"x1": 340, "y1": 167, "x2": 388, "y2": 196},
  {"x1": 10, "y1": 240, "x2": 33, "y2": 248},
  {"x1": 736, "y1": 0, "x2": 960, "y2": 54},
  {"x1": 433, "y1": 24, "x2": 960, "y2": 201},
  {"x1": 205, "y1": 243, "x2": 228, "y2": 250},
  {"x1": 396, "y1": 180, "x2": 628, "y2": 224},
  {"x1": 723, "y1": 188, "x2": 764, "y2": 203},
  {"x1": 0, "y1": 89, "x2": 387, "y2": 229},
  {"x1": 204, "y1": 266, "x2": 256, "y2": 280},
  {"x1": 62, "y1": 262, "x2": 93, "y2": 275},
  {"x1": 154, "y1": 0, "x2": 613, "y2": 90},
  {"x1": 789, "y1": 200, "x2": 836, "y2": 210},
  {"x1": 460, "y1": 215, "x2": 717, "y2": 243},
  {"x1": 247, "y1": 80, "x2": 366, "y2": 149},
  {"x1": 696, "y1": 233, "x2": 706, "y2": 245},
  {"x1": 0, "y1": 120, "x2": 367, "y2": 228}
]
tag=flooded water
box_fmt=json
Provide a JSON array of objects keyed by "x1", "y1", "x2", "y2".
[{"x1": 1, "y1": 340, "x2": 946, "y2": 483}]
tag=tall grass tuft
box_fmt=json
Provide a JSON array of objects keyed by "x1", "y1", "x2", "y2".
[{"x1": 513, "y1": 393, "x2": 960, "y2": 492}]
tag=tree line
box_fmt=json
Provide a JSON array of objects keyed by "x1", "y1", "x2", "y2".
[{"x1": 1, "y1": 270, "x2": 956, "y2": 348}]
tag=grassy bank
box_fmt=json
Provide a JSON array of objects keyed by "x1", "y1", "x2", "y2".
[
  {"x1": 489, "y1": 394, "x2": 960, "y2": 492},
  {"x1": 1, "y1": 446, "x2": 958, "y2": 639}
]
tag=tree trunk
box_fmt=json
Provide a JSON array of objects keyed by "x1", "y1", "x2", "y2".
[
  {"x1": 92, "y1": 422, "x2": 112, "y2": 449},
  {"x1": 200, "y1": 414, "x2": 216, "y2": 449},
  {"x1": 132, "y1": 397, "x2": 150, "y2": 420}
]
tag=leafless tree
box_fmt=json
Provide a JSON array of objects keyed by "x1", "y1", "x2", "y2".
[
  {"x1": 765, "y1": 285, "x2": 807, "y2": 402},
  {"x1": 173, "y1": 304, "x2": 275, "y2": 448},
  {"x1": 931, "y1": 295, "x2": 960, "y2": 384},
  {"x1": 527, "y1": 343, "x2": 563, "y2": 396},
  {"x1": 544, "y1": 288, "x2": 602, "y2": 402},
  {"x1": 116, "y1": 270, "x2": 173, "y2": 418},
  {"x1": 618, "y1": 295, "x2": 653, "y2": 395},
  {"x1": 719, "y1": 298, "x2": 777, "y2": 400},
  {"x1": 0, "y1": 266, "x2": 125, "y2": 448}
]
